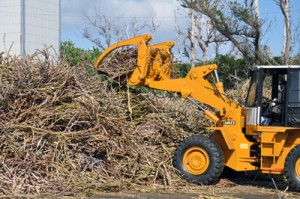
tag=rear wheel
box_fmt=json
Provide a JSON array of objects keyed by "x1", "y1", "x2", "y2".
[
  {"x1": 284, "y1": 145, "x2": 300, "y2": 191},
  {"x1": 173, "y1": 135, "x2": 224, "y2": 185}
]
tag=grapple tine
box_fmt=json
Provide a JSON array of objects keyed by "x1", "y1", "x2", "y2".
[{"x1": 94, "y1": 34, "x2": 174, "y2": 86}]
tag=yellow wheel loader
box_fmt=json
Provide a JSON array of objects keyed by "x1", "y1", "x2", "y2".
[{"x1": 95, "y1": 34, "x2": 300, "y2": 191}]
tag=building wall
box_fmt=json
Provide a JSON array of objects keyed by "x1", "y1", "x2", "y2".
[
  {"x1": 0, "y1": 0, "x2": 60, "y2": 57},
  {"x1": 0, "y1": 0, "x2": 21, "y2": 56},
  {"x1": 25, "y1": 0, "x2": 60, "y2": 56}
]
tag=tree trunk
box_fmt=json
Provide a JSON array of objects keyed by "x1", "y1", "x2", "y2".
[
  {"x1": 201, "y1": 14, "x2": 208, "y2": 64},
  {"x1": 197, "y1": 14, "x2": 210, "y2": 64},
  {"x1": 190, "y1": 9, "x2": 196, "y2": 68},
  {"x1": 203, "y1": 45, "x2": 208, "y2": 64},
  {"x1": 280, "y1": 0, "x2": 291, "y2": 64},
  {"x1": 215, "y1": 41, "x2": 220, "y2": 58},
  {"x1": 253, "y1": 0, "x2": 261, "y2": 64}
]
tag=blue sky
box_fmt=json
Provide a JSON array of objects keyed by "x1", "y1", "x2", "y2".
[
  {"x1": 61, "y1": 0, "x2": 300, "y2": 58},
  {"x1": 259, "y1": 0, "x2": 300, "y2": 56}
]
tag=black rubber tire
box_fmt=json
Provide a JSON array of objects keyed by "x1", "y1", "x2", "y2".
[
  {"x1": 173, "y1": 134, "x2": 224, "y2": 185},
  {"x1": 285, "y1": 145, "x2": 300, "y2": 191}
]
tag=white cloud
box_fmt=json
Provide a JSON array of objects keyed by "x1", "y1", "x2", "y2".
[{"x1": 61, "y1": 0, "x2": 182, "y2": 47}]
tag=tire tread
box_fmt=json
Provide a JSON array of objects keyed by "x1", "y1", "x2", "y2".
[
  {"x1": 173, "y1": 135, "x2": 224, "y2": 185},
  {"x1": 284, "y1": 145, "x2": 300, "y2": 191}
]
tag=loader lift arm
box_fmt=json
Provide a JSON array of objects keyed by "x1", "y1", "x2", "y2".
[{"x1": 94, "y1": 34, "x2": 241, "y2": 124}]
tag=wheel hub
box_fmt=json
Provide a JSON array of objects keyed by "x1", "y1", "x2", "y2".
[
  {"x1": 295, "y1": 158, "x2": 300, "y2": 178},
  {"x1": 183, "y1": 146, "x2": 209, "y2": 175}
]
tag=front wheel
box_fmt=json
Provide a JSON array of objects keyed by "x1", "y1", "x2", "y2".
[
  {"x1": 172, "y1": 135, "x2": 224, "y2": 185},
  {"x1": 285, "y1": 145, "x2": 300, "y2": 191}
]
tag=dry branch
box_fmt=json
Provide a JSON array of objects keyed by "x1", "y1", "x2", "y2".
[
  {"x1": 0, "y1": 53, "x2": 205, "y2": 196},
  {"x1": 0, "y1": 50, "x2": 249, "y2": 197}
]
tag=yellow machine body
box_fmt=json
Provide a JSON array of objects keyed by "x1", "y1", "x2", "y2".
[{"x1": 94, "y1": 34, "x2": 300, "y2": 175}]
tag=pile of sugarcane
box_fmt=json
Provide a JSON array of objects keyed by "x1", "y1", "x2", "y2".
[
  {"x1": 0, "y1": 51, "x2": 214, "y2": 196},
  {"x1": 0, "y1": 48, "x2": 251, "y2": 196},
  {"x1": 96, "y1": 48, "x2": 138, "y2": 83}
]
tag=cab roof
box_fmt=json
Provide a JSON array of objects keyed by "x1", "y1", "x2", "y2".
[{"x1": 255, "y1": 65, "x2": 300, "y2": 69}]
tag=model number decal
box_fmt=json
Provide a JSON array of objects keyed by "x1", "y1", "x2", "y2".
[{"x1": 222, "y1": 121, "x2": 236, "y2": 125}]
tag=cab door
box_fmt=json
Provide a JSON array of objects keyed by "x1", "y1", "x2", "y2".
[{"x1": 286, "y1": 69, "x2": 300, "y2": 127}]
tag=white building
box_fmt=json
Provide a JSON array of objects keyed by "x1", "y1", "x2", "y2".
[{"x1": 0, "y1": 0, "x2": 60, "y2": 57}]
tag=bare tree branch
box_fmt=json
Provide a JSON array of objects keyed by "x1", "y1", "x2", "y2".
[
  {"x1": 81, "y1": 7, "x2": 161, "y2": 50},
  {"x1": 180, "y1": 0, "x2": 262, "y2": 65}
]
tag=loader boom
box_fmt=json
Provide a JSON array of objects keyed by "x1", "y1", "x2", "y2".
[{"x1": 94, "y1": 34, "x2": 241, "y2": 124}]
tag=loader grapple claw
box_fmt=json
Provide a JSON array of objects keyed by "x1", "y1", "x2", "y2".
[{"x1": 94, "y1": 34, "x2": 174, "y2": 85}]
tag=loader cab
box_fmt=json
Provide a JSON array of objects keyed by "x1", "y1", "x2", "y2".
[{"x1": 245, "y1": 65, "x2": 300, "y2": 127}]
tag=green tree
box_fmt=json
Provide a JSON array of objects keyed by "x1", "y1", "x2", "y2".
[
  {"x1": 214, "y1": 55, "x2": 248, "y2": 89},
  {"x1": 60, "y1": 41, "x2": 101, "y2": 66}
]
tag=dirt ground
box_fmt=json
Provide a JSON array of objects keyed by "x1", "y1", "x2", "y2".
[{"x1": 91, "y1": 172, "x2": 300, "y2": 199}]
